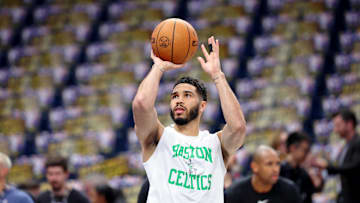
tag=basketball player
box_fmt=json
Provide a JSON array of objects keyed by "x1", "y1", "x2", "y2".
[{"x1": 132, "y1": 36, "x2": 246, "y2": 202}]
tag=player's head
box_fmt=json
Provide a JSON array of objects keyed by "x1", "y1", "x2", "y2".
[
  {"x1": 45, "y1": 156, "x2": 69, "y2": 192},
  {"x1": 286, "y1": 131, "x2": 311, "y2": 164},
  {"x1": 332, "y1": 109, "x2": 357, "y2": 138},
  {"x1": 0, "y1": 152, "x2": 11, "y2": 179},
  {"x1": 251, "y1": 145, "x2": 280, "y2": 186},
  {"x1": 170, "y1": 76, "x2": 207, "y2": 125}
]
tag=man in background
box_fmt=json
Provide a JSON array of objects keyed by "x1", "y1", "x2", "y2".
[
  {"x1": 37, "y1": 156, "x2": 89, "y2": 203},
  {"x1": 0, "y1": 152, "x2": 34, "y2": 203},
  {"x1": 281, "y1": 132, "x2": 323, "y2": 203},
  {"x1": 225, "y1": 145, "x2": 301, "y2": 203},
  {"x1": 314, "y1": 109, "x2": 360, "y2": 203}
]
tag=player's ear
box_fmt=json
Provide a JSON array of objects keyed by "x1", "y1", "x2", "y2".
[
  {"x1": 199, "y1": 100, "x2": 207, "y2": 113},
  {"x1": 250, "y1": 161, "x2": 258, "y2": 173}
]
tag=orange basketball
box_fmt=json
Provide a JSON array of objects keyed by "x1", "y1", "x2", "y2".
[{"x1": 151, "y1": 18, "x2": 198, "y2": 64}]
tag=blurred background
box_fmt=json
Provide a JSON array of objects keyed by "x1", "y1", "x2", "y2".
[{"x1": 0, "y1": 0, "x2": 359, "y2": 202}]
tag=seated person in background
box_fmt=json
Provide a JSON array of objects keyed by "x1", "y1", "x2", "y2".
[
  {"x1": 18, "y1": 180, "x2": 41, "y2": 201},
  {"x1": 91, "y1": 184, "x2": 126, "y2": 203},
  {"x1": 271, "y1": 131, "x2": 288, "y2": 161},
  {"x1": 225, "y1": 145, "x2": 301, "y2": 203},
  {"x1": 0, "y1": 152, "x2": 34, "y2": 203},
  {"x1": 36, "y1": 156, "x2": 90, "y2": 203},
  {"x1": 281, "y1": 132, "x2": 323, "y2": 203}
]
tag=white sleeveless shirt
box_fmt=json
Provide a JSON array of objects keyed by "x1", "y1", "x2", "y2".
[{"x1": 143, "y1": 125, "x2": 226, "y2": 203}]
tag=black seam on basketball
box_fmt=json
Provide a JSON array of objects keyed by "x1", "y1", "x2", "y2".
[
  {"x1": 171, "y1": 20, "x2": 176, "y2": 63},
  {"x1": 156, "y1": 22, "x2": 167, "y2": 59},
  {"x1": 183, "y1": 23, "x2": 191, "y2": 63}
]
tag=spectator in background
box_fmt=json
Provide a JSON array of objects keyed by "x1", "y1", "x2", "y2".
[
  {"x1": 281, "y1": 132, "x2": 323, "y2": 203},
  {"x1": 225, "y1": 145, "x2": 301, "y2": 203},
  {"x1": 36, "y1": 156, "x2": 90, "y2": 203},
  {"x1": 91, "y1": 184, "x2": 126, "y2": 203},
  {"x1": 239, "y1": 131, "x2": 289, "y2": 178},
  {"x1": 313, "y1": 109, "x2": 360, "y2": 203},
  {"x1": 271, "y1": 131, "x2": 288, "y2": 161},
  {"x1": 0, "y1": 152, "x2": 34, "y2": 203},
  {"x1": 18, "y1": 180, "x2": 41, "y2": 201}
]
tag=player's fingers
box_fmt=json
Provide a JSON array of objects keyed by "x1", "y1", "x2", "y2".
[
  {"x1": 173, "y1": 64, "x2": 185, "y2": 69},
  {"x1": 197, "y1": 56, "x2": 206, "y2": 67},
  {"x1": 150, "y1": 49, "x2": 156, "y2": 60},
  {"x1": 201, "y1": 44, "x2": 210, "y2": 61},
  {"x1": 208, "y1": 36, "x2": 212, "y2": 45},
  {"x1": 215, "y1": 39, "x2": 220, "y2": 56}
]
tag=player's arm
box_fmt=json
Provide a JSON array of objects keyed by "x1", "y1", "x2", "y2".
[
  {"x1": 132, "y1": 51, "x2": 184, "y2": 159},
  {"x1": 197, "y1": 36, "x2": 246, "y2": 157}
]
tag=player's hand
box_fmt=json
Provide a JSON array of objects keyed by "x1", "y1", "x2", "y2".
[
  {"x1": 151, "y1": 50, "x2": 184, "y2": 72},
  {"x1": 197, "y1": 36, "x2": 222, "y2": 79}
]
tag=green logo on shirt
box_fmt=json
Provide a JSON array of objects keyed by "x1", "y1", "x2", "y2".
[
  {"x1": 172, "y1": 144, "x2": 213, "y2": 163},
  {"x1": 168, "y1": 168, "x2": 212, "y2": 191}
]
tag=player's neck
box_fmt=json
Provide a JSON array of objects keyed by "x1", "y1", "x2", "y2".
[
  {"x1": 174, "y1": 119, "x2": 200, "y2": 137},
  {"x1": 251, "y1": 175, "x2": 273, "y2": 193}
]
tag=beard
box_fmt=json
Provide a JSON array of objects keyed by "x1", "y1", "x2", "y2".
[
  {"x1": 170, "y1": 104, "x2": 200, "y2": 125},
  {"x1": 50, "y1": 181, "x2": 63, "y2": 192}
]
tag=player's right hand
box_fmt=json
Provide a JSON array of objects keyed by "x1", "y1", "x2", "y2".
[{"x1": 151, "y1": 50, "x2": 184, "y2": 72}]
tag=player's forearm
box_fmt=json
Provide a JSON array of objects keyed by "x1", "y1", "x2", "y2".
[
  {"x1": 214, "y1": 72, "x2": 246, "y2": 135},
  {"x1": 133, "y1": 64, "x2": 163, "y2": 111}
]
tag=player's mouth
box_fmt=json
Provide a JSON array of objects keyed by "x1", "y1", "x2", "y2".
[
  {"x1": 271, "y1": 174, "x2": 279, "y2": 181},
  {"x1": 174, "y1": 106, "x2": 185, "y2": 114}
]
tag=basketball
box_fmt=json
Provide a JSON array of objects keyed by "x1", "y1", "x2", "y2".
[{"x1": 151, "y1": 18, "x2": 198, "y2": 64}]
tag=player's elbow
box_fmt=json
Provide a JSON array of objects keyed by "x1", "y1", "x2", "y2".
[
  {"x1": 132, "y1": 94, "x2": 149, "y2": 111},
  {"x1": 232, "y1": 120, "x2": 246, "y2": 136}
]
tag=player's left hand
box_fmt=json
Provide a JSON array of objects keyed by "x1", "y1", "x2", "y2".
[{"x1": 197, "y1": 36, "x2": 222, "y2": 79}]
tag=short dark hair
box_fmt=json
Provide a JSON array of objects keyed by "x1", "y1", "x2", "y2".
[
  {"x1": 173, "y1": 76, "x2": 207, "y2": 101},
  {"x1": 286, "y1": 132, "x2": 311, "y2": 152},
  {"x1": 45, "y1": 156, "x2": 68, "y2": 172},
  {"x1": 333, "y1": 109, "x2": 357, "y2": 128}
]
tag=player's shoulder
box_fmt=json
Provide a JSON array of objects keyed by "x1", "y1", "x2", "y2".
[
  {"x1": 225, "y1": 176, "x2": 251, "y2": 202},
  {"x1": 228, "y1": 176, "x2": 251, "y2": 190},
  {"x1": 277, "y1": 177, "x2": 298, "y2": 191}
]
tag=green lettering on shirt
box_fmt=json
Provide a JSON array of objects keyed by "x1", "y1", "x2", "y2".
[
  {"x1": 176, "y1": 170, "x2": 184, "y2": 186},
  {"x1": 171, "y1": 144, "x2": 213, "y2": 163},
  {"x1": 190, "y1": 145, "x2": 195, "y2": 158},
  {"x1": 178, "y1": 146, "x2": 184, "y2": 157},
  {"x1": 208, "y1": 174, "x2": 212, "y2": 190},
  {"x1": 184, "y1": 146, "x2": 190, "y2": 159},
  {"x1": 168, "y1": 168, "x2": 176, "y2": 184},
  {"x1": 201, "y1": 175, "x2": 208, "y2": 190},
  {"x1": 172, "y1": 144, "x2": 180, "y2": 157},
  {"x1": 168, "y1": 168, "x2": 213, "y2": 191},
  {"x1": 196, "y1": 147, "x2": 204, "y2": 159},
  {"x1": 203, "y1": 147, "x2": 213, "y2": 163}
]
